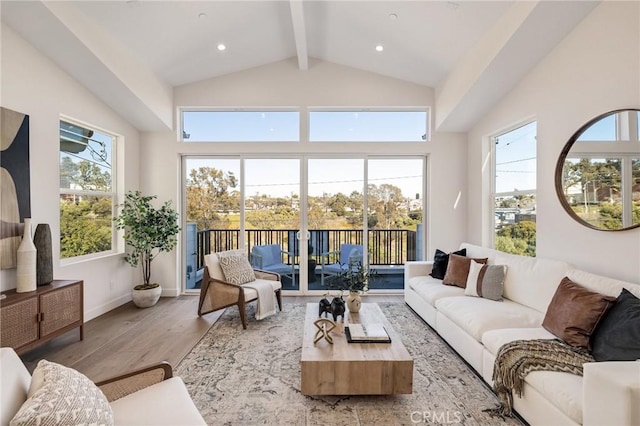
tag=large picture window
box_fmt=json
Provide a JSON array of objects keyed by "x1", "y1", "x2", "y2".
[
  {"x1": 59, "y1": 119, "x2": 116, "y2": 259},
  {"x1": 492, "y1": 121, "x2": 537, "y2": 257}
]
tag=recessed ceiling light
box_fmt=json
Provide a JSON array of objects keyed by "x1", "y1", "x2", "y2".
[
  {"x1": 375, "y1": 45, "x2": 384, "y2": 52},
  {"x1": 198, "y1": 12, "x2": 207, "y2": 19},
  {"x1": 389, "y1": 13, "x2": 398, "y2": 20},
  {"x1": 217, "y1": 44, "x2": 226, "y2": 51}
]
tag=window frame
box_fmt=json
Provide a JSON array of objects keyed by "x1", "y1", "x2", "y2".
[
  {"x1": 489, "y1": 120, "x2": 537, "y2": 256},
  {"x1": 307, "y1": 107, "x2": 431, "y2": 142},
  {"x1": 179, "y1": 107, "x2": 301, "y2": 143},
  {"x1": 59, "y1": 116, "x2": 119, "y2": 263}
]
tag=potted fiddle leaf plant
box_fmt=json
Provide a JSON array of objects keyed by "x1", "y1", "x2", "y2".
[{"x1": 114, "y1": 191, "x2": 180, "y2": 308}]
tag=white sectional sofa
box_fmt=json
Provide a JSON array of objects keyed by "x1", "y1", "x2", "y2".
[{"x1": 405, "y1": 243, "x2": 640, "y2": 426}]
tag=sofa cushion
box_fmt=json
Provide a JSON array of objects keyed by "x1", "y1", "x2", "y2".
[
  {"x1": 216, "y1": 249, "x2": 256, "y2": 284},
  {"x1": 204, "y1": 253, "x2": 225, "y2": 281},
  {"x1": 464, "y1": 262, "x2": 506, "y2": 301},
  {"x1": 494, "y1": 251, "x2": 572, "y2": 313},
  {"x1": 430, "y1": 248, "x2": 466, "y2": 280},
  {"x1": 442, "y1": 254, "x2": 487, "y2": 288},
  {"x1": 110, "y1": 377, "x2": 205, "y2": 425},
  {"x1": 542, "y1": 277, "x2": 615, "y2": 349},
  {"x1": 567, "y1": 269, "x2": 640, "y2": 299},
  {"x1": 525, "y1": 371, "x2": 584, "y2": 424},
  {"x1": 10, "y1": 360, "x2": 113, "y2": 426},
  {"x1": 435, "y1": 296, "x2": 543, "y2": 341},
  {"x1": 481, "y1": 328, "x2": 584, "y2": 424},
  {"x1": 591, "y1": 289, "x2": 640, "y2": 361},
  {"x1": 481, "y1": 327, "x2": 558, "y2": 356},
  {"x1": 408, "y1": 275, "x2": 465, "y2": 305},
  {"x1": 459, "y1": 243, "x2": 500, "y2": 263},
  {"x1": 0, "y1": 348, "x2": 32, "y2": 426}
]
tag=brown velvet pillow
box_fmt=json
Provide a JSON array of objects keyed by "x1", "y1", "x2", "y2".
[
  {"x1": 442, "y1": 254, "x2": 488, "y2": 288},
  {"x1": 542, "y1": 277, "x2": 615, "y2": 349}
]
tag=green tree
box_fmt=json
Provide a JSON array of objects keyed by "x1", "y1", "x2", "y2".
[
  {"x1": 186, "y1": 167, "x2": 238, "y2": 230},
  {"x1": 368, "y1": 183, "x2": 403, "y2": 230},
  {"x1": 60, "y1": 198, "x2": 112, "y2": 258},
  {"x1": 59, "y1": 158, "x2": 113, "y2": 258},
  {"x1": 327, "y1": 193, "x2": 349, "y2": 216},
  {"x1": 496, "y1": 221, "x2": 536, "y2": 257}
]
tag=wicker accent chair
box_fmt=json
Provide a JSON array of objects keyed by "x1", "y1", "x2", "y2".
[
  {"x1": 0, "y1": 348, "x2": 205, "y2": 425},
  {"x1": 198, "y1": 253, "x2": 283, "y2": 329}
]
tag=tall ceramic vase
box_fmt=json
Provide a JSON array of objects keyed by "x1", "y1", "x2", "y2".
[
  {"x1": 34, "y1": 223, "x2": 53, "y2": 285},
  {"x1": 346, "y1": 290, "x2": 362, "y2": 313},
  {"x1": 16, "y1": 218, "x2": 37, "y2": 293}
]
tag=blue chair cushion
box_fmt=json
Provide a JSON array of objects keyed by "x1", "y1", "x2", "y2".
[
  {"x1": 339, "y1": 244, "x2": 363, "y2": 266},
  {"x1": 252, "y1": 244, "x2": 281, "y2": 267}
]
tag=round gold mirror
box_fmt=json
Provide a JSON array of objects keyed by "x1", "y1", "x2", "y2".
[{"x1": 555, "y1": 109, "x2": 640, "y2": 231}]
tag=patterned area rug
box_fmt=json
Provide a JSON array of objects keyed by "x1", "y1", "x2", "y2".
[{"x1": 175, "y1": 303, "x2": 522, "y2": 425}]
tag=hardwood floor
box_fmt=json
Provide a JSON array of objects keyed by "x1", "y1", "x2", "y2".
[{"x1": 19, "y1": 294, "x2": 404, "y2": 383}]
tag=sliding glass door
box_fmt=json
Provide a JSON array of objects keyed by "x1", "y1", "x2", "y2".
[
  {"x1": 308, "y1": 159, "x2": 364, "y2": 291},
  {"x1": 244, "y1": 159, "x2": 301, "y2": 291},
  {"x1": 182, "y1": 156, "x2": 425, "y2": 294}
]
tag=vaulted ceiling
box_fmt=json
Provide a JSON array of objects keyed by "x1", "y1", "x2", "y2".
[{"x1": 1, "y1": 1, "x2": 599, "y2": 132}]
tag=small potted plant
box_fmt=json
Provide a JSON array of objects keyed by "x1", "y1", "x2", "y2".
[
  {"x1": 324, "y1": 262, "x2": 378, "y2": 313},
  {"x1": 114, "y1": 191, "x2": 180, "y2": 308}
]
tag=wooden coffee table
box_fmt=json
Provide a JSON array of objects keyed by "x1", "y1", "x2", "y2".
[{"x1": 300, "y1": 302, "x2": 413, "y2": 395}]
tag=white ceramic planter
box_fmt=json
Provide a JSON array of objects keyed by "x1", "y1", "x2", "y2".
[{"x1": 131, "y1": 285, "x2": 162, "y2": 308}]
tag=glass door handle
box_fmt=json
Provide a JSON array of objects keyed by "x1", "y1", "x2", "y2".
[{"x1": 295, "y1": 231, "x2": 310, "y2": 241}]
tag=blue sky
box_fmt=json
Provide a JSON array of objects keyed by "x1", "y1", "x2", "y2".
[
  {"x1": 182, "y1": 110, "x2": 427, "y2": 142},
  {"x1": 494, "y1": 121, "x2": 536, "y2": 194},
  {"x1": 186, "y1": 158, "x2": 424, "y2": 199}
]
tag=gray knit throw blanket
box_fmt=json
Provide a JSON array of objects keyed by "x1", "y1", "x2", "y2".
[{"x1": 485, "y1": 338, "x2": 594, "y2": 418}]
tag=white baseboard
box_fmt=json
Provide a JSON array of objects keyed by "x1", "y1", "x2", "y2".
[
  {"x1": 85, "y1": 293, "x2": 131, "y2": 321},
  {"x1": 161, "y1": 288, "x2": 180, "y2": 297}
]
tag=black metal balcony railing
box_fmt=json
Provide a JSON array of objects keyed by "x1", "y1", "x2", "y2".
[{"x1": 196, "y1": 229, "x2": 417, "y2": 270}]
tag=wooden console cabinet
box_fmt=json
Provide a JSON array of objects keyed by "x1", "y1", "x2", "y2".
[{"x1": 1, "y1": 280, "x2": 83, "y2": 354}]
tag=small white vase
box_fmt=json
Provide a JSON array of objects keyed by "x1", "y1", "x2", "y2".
[
  {"x1": 346, "y1": 290, "x2": 362, "y2": 313},
  {"x1": 16, "y1": 218, "x2": 37, "y2": 293}
]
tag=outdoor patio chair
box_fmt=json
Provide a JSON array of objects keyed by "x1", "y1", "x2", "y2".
[
  {"x1": 250, "y1": 244, "x2": 296, "y2": 287},
  {"x1": 198, "y1": 252, "x2": 282, "y2": 329},
  {"x1": 320, "y1": 244, "x2": 364, "y2": 286}
]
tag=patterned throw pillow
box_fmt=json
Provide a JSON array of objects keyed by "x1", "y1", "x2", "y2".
[
  {"x1": 464, "y1": 261, "x2": 507, "y2": 301},
  {"x1": 216, "y1": 249, "x2": 256, "y2": 284},
  {"x1": 10, "y1": 360, "x2": 113, "y2": 426}
]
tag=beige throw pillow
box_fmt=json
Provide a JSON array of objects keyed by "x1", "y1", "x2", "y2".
[
  {"x1": 11, "y1": 360, "x2": 113, "y2": 426},
  {"x1": 216, "y1": 249, "x2": 256, "y2": 284},
  {"x1": 465, "y1": 261, "x2": 507, "y2": 301}
]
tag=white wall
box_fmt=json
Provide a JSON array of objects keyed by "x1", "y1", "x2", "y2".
[
  {"x1": 467, "y1": 2, "x2": 640, "y2": 284},
  {"x1": 1, "y1": 25, "x2": 141, "y2": 320},
  {"x1": 141, "y1": 58, "x2": 468, "y2": 295}
]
